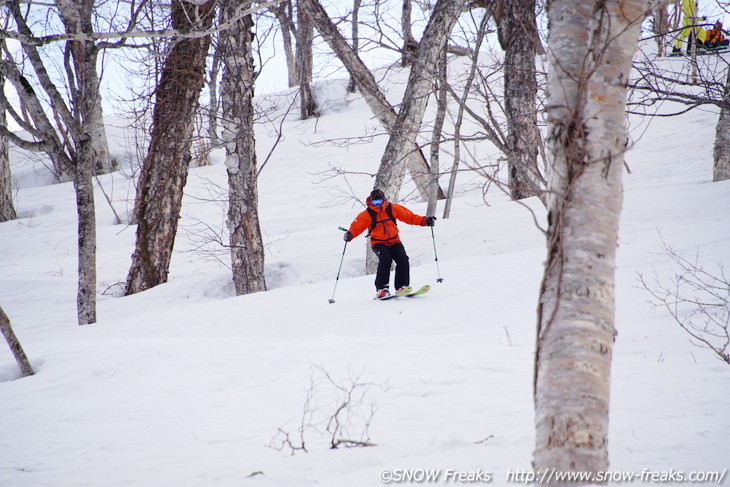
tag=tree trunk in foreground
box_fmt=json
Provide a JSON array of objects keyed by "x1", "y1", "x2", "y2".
[
  {"x1": 220, "y1": 0, "x2": 267, "y2": 295},
  {"x1": 534, "y1": 0, "x2": 651, "y2": 481},
  {"x1": 126, "y1": 0, "x2": 215, "y2": 295}
]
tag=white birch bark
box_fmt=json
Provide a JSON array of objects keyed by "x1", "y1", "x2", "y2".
[
  {"x1": 220, "y1": 0, "x2": 267, "y2": 295},
  {"x1": 713, "y1": 67, "x2": 730, "y2": 182},
  {"x1": 535, "y1": 0, "x2": 652, "y2": 479}
]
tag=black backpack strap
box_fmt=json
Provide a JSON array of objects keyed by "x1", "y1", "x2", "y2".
[
  {"x1": 367, "y1": 207, "x2": 377, "y2": 230},
  {"x1": 386, "y1": 203, "x2": 395, "y2": 223},
  {"x1": 366, "y1": 203, "x2": 397, "y2": 237}
]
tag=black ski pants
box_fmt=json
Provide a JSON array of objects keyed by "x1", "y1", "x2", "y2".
[{"x1": 372, "y1": 242, "x2": 409, "y2": 290}]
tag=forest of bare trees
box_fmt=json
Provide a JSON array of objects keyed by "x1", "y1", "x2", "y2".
[{"x1": 2, "y1": 0, "x2": 730, "y2": 482}]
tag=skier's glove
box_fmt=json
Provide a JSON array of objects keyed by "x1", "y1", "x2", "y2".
[
  {"x1": 426, "y1": 216, "x2": 437, "y2": 226},
  {"x1": 343, "y1": 231, "x2": 353, "y2": 242}
]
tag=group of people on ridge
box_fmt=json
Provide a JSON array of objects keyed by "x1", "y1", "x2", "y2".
[
  {"x1": 671, "y1": 0, "x2": 729, "y2": 56},
  {"x1": 672, "y1": 19, "x2": 728, "y2": 55}
]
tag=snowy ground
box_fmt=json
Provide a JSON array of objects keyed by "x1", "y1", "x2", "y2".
[{"x1": 1, "y1": 57, "x2": 729, "y2": 487}]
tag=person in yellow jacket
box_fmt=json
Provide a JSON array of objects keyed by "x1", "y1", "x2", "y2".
[{"x1": 672, "y1": 0, "x2": 707, "y2": 55}]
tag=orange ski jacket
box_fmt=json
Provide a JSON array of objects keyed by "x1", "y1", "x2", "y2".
[
  {"x1": 347, "y1": 197, "x2": 427, "y2": 247},
  {"x1": 706, "y1": 28, "x2": 726, "y2": 44}
]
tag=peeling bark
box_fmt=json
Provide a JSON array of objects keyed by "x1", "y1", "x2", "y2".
[{"x1": 126, "y1": 0, "x2": 216, "y2": 295}]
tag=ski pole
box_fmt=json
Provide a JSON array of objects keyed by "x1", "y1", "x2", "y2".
[
  {"x1": 329, "y1": 228, "x2": 349, "y2": 303},
  {"x1": 431, "y1": 226, "x2": 444, "y2": 283}
]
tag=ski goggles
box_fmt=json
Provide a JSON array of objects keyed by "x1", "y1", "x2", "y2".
[{"x1": 371, "y1": 198, "x2": 384, "y2": 206}]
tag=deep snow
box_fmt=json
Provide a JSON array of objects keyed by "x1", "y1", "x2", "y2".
[{"x1": 1, "y1": 54, "x2": 729, "y2": 487}]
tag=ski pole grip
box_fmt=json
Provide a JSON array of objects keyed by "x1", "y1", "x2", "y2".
[{"x1": 338, "y1": 226, "x2": 348, "y2": 232}]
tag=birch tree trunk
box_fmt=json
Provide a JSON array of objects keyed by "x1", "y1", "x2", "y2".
[
  {"x1": 300, "y1": 0, "x2": 444, "y2": 201},
  {"x1": 56, "y1": 0, "x2": 100, "y2": 324},
  {"x1": 373, "y1": 0, "x2": 463, "y2": 203},
  {"x1": 652, "y1": 5, "x2": 670, "y2": 57},
  {"x1": 74, "y1": 127, "x2": 97, "y2": 325},
  {"x1": 401, "y1": 0, "x2": 418, "y2": 66},
  {"x1": 534, "y1": 0, "x2": 651, "y2": 479},
  {"x1": 0, "y1": 306, "x2": 34, "y2": 377},
  {"x1": 0, "y1": 65, "x2": 16, "y2": 223},
  {"x1": 3, "y1": 0, "x2": 125, "y2": 324},
  {"x1": 297, "y1": 0, "x2": 317, "y2": 119},
  {"x1": 220, "y1": 0, "x2": 267, "y2": 295},
  {"x1": 427, "y1": 48, "x2": 447, "y2": 217},
  {"x1": 443, "y1": 13, "x2": 488, "y2": 220},
  {"x1": 208, "y1": 45, "x2": 221, "y2": 148},
  {"x1": 347, "y1": 0, "x2": 362, "y2": 93},
  {"x1": 365, "y1": 0, "x2": 461, "y2": 274},
  {"x1": 270, "y1": 2, "x2": 298, "y2": 88},
  {"x1": 4, "y1": 3, "x2": 76, "y2": 183},
  {"x1": 126, "y1": 0, "x2": 215, "y2": 295},
  {"x1": 713, "y1": 67, "x2": 730, "y2": 182},
  {"x1": 498, "y1": 0, "x2": 545, "y2": 201},
  {"x1": 57, "y1": 0, "x2": 112, "y2": 176}
]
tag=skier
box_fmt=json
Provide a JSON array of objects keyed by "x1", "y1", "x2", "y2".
[{"x1": 343, "y1": 189, "x2": 435, "y2": 299}]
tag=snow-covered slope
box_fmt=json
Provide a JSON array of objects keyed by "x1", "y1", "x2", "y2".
[{"x1": 1, "y1": 59, "x2": 729, "y2": 487}]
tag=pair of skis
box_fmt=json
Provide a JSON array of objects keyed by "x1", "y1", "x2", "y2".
[{"x1": 375, "y1": 284, "x2": 430, "y2": 301}]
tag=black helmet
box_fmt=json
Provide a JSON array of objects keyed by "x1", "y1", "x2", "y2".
[{"x1": 370, "y1": 189, "x2": 385, "y2": 201}]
